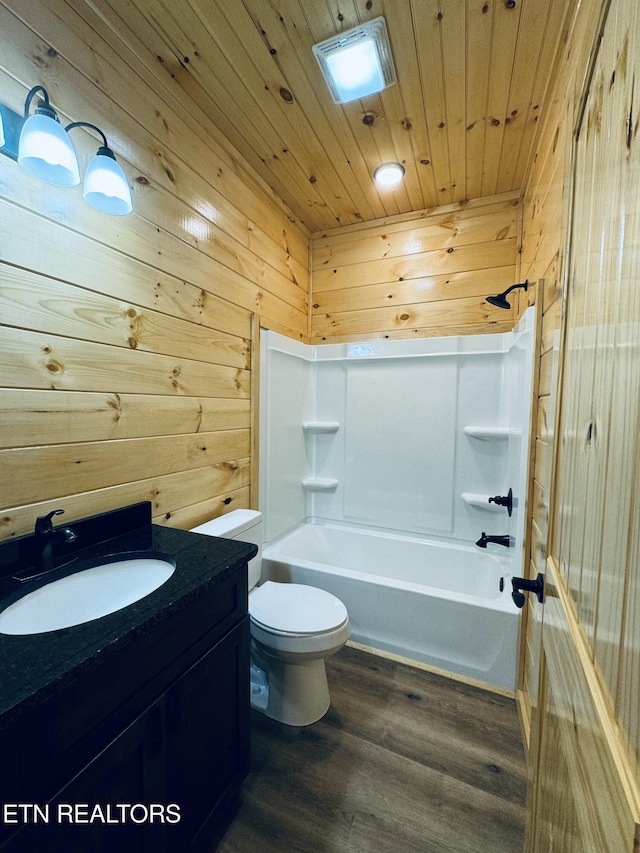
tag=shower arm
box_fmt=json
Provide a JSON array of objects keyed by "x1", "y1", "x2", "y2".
[{"x1": 500, "y1": 280, "x2": 528, "y2": 299}]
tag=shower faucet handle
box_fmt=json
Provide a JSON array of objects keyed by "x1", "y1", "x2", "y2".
[
  {"x1": 511, "y1": 574, "x2": 544, "y2": 608},
  {"x1": 488, "y1": 488, "x2": 514, "y2": 516}
]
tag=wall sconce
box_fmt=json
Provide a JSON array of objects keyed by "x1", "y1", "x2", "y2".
[
  {"x1": 67, "y1": 121, "x2": 133, "y2": 216},
  {"x1": 0, "y1": 85, "x2": 133, "y2": 215},
  {"x1": 18, "y1": 86, "x2": 80, "y2": 186},
  {"x1": 374, "y1": 162, "x2": 405, "y2": 187},
  {"x1": 486, "y1": 280, "x2": 529, "y2": 309}
]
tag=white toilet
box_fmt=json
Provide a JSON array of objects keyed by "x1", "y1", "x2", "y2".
[{"x1": 190, "y1": 510, "x2": 350, "y2": 726}]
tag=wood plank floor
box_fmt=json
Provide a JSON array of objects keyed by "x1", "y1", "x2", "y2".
[{"x1": 216, "y1": 645, "x2": 527, "y2": 853}]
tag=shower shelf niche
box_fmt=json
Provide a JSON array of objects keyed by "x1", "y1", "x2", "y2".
[
  {"x1": 302, "y1": 477, "x2": 339, "y2": 491},
  {"x1": 461, "y1": 492, "x2": 504, "y2": 512},
  {"x1": 302, "y1": 421, "x2": 340, "y2": 434},
  {"x1": 302, "y1": 423, "x2": 339, "y2": 493},
  {"x1": 463, "y1": 426, "x2": 520, "y2": 441}
]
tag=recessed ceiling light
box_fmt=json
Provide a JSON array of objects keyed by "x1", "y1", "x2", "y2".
[
  {"x1": 374, "y1": 162, "x2": 405, "y2": 187},
  {"x1": 312, "y1": 17, "x2": 396, "y2": 105}
]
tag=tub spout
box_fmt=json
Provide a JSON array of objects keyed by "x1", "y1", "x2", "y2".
[{"x1": 476, "y1": 532, "x2": 511, "y2": 548}]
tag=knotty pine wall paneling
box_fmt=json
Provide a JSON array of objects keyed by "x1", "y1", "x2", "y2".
[
  {"x1": 517, "y1": 0, "x2": 596, "y2": 746},
  {"x1": 520, "y1": 0, "x2": 640, "y2": 847},
  {"x1": 0, "y1": 0, "x2": 309, "y2": 540},
  {"x1": 310, "y1": 192, "x2": 521, "y2": 342}
]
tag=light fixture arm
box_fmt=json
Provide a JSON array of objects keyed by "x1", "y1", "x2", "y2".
[
  {"x1": 24, "y1": 85, "x2": 58, "y2": 121},
  {"x1": 65, "y1": 121, "x2": 109, "y2": 151},
  {"x1": 65, "y1": 122, "x2": 120, "y2": 167}
]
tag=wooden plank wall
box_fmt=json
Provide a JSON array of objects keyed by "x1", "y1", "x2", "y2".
[
  {"x1": 520, "y1": 0, "x2": 640, "y2": 847},
  {"x1": 516, "y1": 3, "x2": 600, "y2": 749},
  {"x1": 310, "y1": 192, "x2": 521, "y2": 342},
  {"x1": 0, "y1": 0, "x2": 309, "y2": 540},
  {"x1": 516, "y1": 0, "x2": 588, "y2": 743}
]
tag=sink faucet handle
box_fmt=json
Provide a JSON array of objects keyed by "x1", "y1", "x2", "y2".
[{"x1": 35, "y1": 508, "x2": 65, "y2": 535}]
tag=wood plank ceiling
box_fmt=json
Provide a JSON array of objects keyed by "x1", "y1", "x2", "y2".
[{"x1": 103, "y1": 0, "x2": 571, "y2": 234}]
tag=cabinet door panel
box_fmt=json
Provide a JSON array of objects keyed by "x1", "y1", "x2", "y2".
[
  {"x1": 3, "y1": 699, "x2": 170, "y2": 853},
  {"x1": 166, "y1": 617, "x2": 250, "y2": 847}
]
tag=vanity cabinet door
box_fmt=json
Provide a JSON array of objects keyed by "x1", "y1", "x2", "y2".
[
  {"x1": 0, "y1": 608, "x2": 250, "y2": 853},
  {"x1": 2, "y1": 698, "x2": 169, "y2": 853},
  {"x1": 165, "y1": 615, "x2": 250, "y2": 850},
  {"x1": 53, "y1": 699, "x2": 170, "y2": 853}
]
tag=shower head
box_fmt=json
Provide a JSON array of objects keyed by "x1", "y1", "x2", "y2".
[
  {"x1": 486, "y1": 279, "x2": 529, "y2": 310},
  {"x1": 486, "y1": 292, "x2": 512, "y2": 309}
]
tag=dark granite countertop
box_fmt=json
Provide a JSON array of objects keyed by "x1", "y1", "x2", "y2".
[{"x1": 0, "y1": 503, "x2": 256, "y2": 731}]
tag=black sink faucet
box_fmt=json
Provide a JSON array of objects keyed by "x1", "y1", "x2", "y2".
[
  {"x1": 35, "y1": 509, "x2": 78, "y2": 573},
  {"x1": 475, "y1": 532, "x2": 511, "y2": 548}
]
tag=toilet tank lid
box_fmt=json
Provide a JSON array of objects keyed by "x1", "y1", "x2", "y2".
[{"x1": 190, "y1": 509, "x2": 262, "y2": 538}]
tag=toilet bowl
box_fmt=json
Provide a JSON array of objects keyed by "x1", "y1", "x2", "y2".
[{"x1": 190, "y1": 510, "x2": 350, "y2": 726}]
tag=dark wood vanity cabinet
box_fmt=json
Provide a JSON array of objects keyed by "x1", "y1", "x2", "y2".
[
  {"x1": 0, "y1": 562, "x2": 250, "y2": 853},
  {"x1": 44, "y1": 618, "x2": 250, "y2": 852}
]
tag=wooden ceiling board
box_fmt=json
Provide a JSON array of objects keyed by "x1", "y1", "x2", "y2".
[
  {"x1": 105, "y1": 0, "x2": 572, "y2": 233},
  {"x1": 482, "y1": 0, "x2": 523, "y2": 196},
  {"x1": 231, "y1": 0, "x2": 396, "y2": 223},
  {"x1": 440, "y1": 0, "x2": 467, "y2": 202},
  {"x1": 63, "y1": 0, "x2": 309, "y2": 266},
  {"x1": 411, "y1": 1, "x2": 452, "y2": 205},
  {"x1": 152, "y1": 0, "x2": 345, "y2": 219},
  {"x1": 495, "y1": 0, "x2": 553, "y2": 193},
  {"x1": 465, "y1": 2, "x2": 494, "y2": 202},
  {"x1": 500, "y1": 0, "x2": 572, "y2": 193},
  {"x1": 376, "y1": 0, "x2": 434, "y2": 213},
  {"x1": 236, "y1": 0, "x2": 389, "y2": 220}
]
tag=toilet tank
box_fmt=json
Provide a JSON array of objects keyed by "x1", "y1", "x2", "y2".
[{"x1": 190, "y1": 510, "x2": 263, "y2": 590}]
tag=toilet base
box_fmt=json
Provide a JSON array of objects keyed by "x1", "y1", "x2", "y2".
[{"x1": 251, "y1": 649, "x2": 331, "y2": 727}]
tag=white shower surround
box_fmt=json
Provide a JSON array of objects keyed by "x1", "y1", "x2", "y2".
[{"x1": 259, "y1": 309, "x2": 535, "y2": 690}]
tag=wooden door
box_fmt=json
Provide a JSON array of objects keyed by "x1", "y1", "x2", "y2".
[{"x1": 526, "y1": 0, "x2": 640, "y2": 848}]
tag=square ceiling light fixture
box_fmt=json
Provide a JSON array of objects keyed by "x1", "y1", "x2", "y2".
[{"x1": 312, "y1": 17, "x2": 397, "y2": 104}]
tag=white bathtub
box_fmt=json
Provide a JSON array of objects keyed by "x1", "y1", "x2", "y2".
[{"x1": 261, "y1": 520, "x2": 520, "y2": 691}]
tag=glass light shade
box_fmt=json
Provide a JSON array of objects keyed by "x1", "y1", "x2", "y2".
[
  {"x1": 374, "y1": 162, "x2": 405, "y2": 187},
  {"x1": 325, "y1": 38, "x2": 384, "y2": 103},
  {"x1": 83, "y1": 152, "x2": 133, "y2": 215},
  {"x1": 18, "y1": 113, "x2": 80, "y2": 186}
]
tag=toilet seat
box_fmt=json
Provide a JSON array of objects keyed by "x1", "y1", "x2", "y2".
[
  {"x1": 250, "y1": 581, "x2": 348, "y2": 635},
  {"x1": 189, "y1": 509, "x2": 350, "y2": 725}
]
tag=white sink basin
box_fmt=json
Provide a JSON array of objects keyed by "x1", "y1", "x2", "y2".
[{"x1": 0, "y1": 556, "x2": 176, "y2": 635}]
